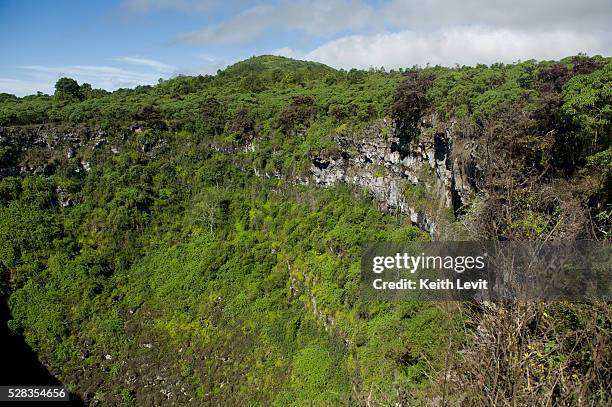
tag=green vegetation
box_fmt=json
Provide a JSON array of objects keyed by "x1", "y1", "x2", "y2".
[
  {"x1": 1, "y1": 153, "x2": 441, "y2": 404},
  {"x1": 0, "y1": 54, "x2": 610, "y2": 406}
]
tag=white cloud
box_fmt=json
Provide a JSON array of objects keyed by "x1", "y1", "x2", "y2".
[
  {"x1": 176, "y1": 0, "x2": 374, "y2": 46},
  {"x1": 174, "y1": 0, "x2": 612, "y2": 48},
  {"x1": 274, "y1": 26, "x2": 610, "y2": 69},
  {"x1": 173, "y1": 0, "x2": 612, "y2": 71},
  {"x1": 270, "y1": 47, "x2": 299, "y2": 59},
  {"x1": 115, "y1": 56, "x2": 177, "y2": 73},
  {"x1": 381, "y1": 0, "x2": 612, "y2": 32}
]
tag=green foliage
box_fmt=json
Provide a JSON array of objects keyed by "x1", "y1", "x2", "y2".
[
  {"x1": 0, "y1": 54, "x2": 609, "y2": 405},
  {"x1": 0, "y1": 55, "x2": 401, "y2": 133},
  {"x1": 120, "y1": 388, "x2": 135, "y2": 404},
  {"x1": 288, "y1": 343, "x2": 338, "y2": 403},
  {"x1": 55, "y1": 77, "x2": 84, "y2": 101},
  {"x1": 561, "y1": 60, "x2": 612, "y2": 153},
  {"x1": 2, "y1": 143, "x2": 435, "y2": 404}
]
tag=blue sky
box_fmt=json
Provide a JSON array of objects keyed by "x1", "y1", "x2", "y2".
[{"x1": 1, "y1": 0, "x2": 610, "y2": 96}]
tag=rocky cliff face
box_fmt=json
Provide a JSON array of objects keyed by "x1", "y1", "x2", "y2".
[
  {"x1": 0, "y1": 124, "x2": 111, "y2": 177},
  {"x1": 310, "y1": 117, "x2": 480, "y2": 236},
  {"x1": 1, "y1": 118, "x2": 481, "y2": 236}
]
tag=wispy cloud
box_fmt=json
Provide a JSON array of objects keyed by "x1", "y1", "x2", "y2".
[
  {"x1": 2, "y1": 53, "x2": 224, "y2": 96},
  {"x1": 4, "y1": 64, "x2": 166, "y2": 96},
  {"x1": 115, "y1": 56, "x2": 177, "y2": 74},
  {"x1": 197, "y1": 54, "x2": 221, "y2": 63},
  {"x1": 176, "y1": 0, "x2": 374, "y2": 46},
  {"x1": 18, "y1": 64, "x2": 161, "y2": 84},
  {"x1": 0, "y1": 78, "x2": 54, "y2": 96},
  {"x1": 122, "y1": 0, "x2": 219, "y2": 13}
]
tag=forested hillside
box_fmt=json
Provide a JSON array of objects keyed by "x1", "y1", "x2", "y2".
[{"x1": 0, "y1": 55, "x2": 610, "y2": 406}]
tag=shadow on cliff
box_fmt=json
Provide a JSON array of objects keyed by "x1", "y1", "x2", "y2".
[{"x1": 0, "y1": 294, "x2": 84, "y2": 406}]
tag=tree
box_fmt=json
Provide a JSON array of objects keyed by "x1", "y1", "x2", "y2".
[
  {"x1": 79, "y1": 83, "x2": 93, "y2": 99},
  {"x1": 391, "y1": 71, "x2": 433, "y2": 144},
  {"x1": 561, "y1": 63, "x2": 612, "y2": 155},
  {"x1": 240, "y1": 74, "x2": 266, "y2": 93},
  {"x1": 200, "y1": 96, "x2": 226, "y2": 136},
  {"x1": 0, "y1": 93, "x2": 17, "y2": 102},
  {"x1": 229, "y1": 108, "x2": 256, "y2": 142},
  {"x1": 276, "y1": 95, "x2": 315, "y2": 135},
  {"x1": 54, "y1": 77, "x2": 83, "y2": 101},
  {"x1": 347, "y1": 68, "x2": 366, "y2": 84},
  {"x1": 78, "y1": 83, "x2": 107, "y2": 99}
]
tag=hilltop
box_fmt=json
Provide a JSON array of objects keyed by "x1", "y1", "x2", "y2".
[{"x1": 220, "y1": 54, "x2": 336, "y2": 77}]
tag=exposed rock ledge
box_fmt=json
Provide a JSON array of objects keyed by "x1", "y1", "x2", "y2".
[
  {"x1": 1, "y1": 119, "x2": 481, "y2": 237},
  {"x1": 309, "y1": 118, "x2": 480, "y2": 237}
]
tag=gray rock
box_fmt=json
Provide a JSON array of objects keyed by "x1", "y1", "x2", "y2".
[{"x1": 310, "y1": 118, "x2": 478, "y2": 236}]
